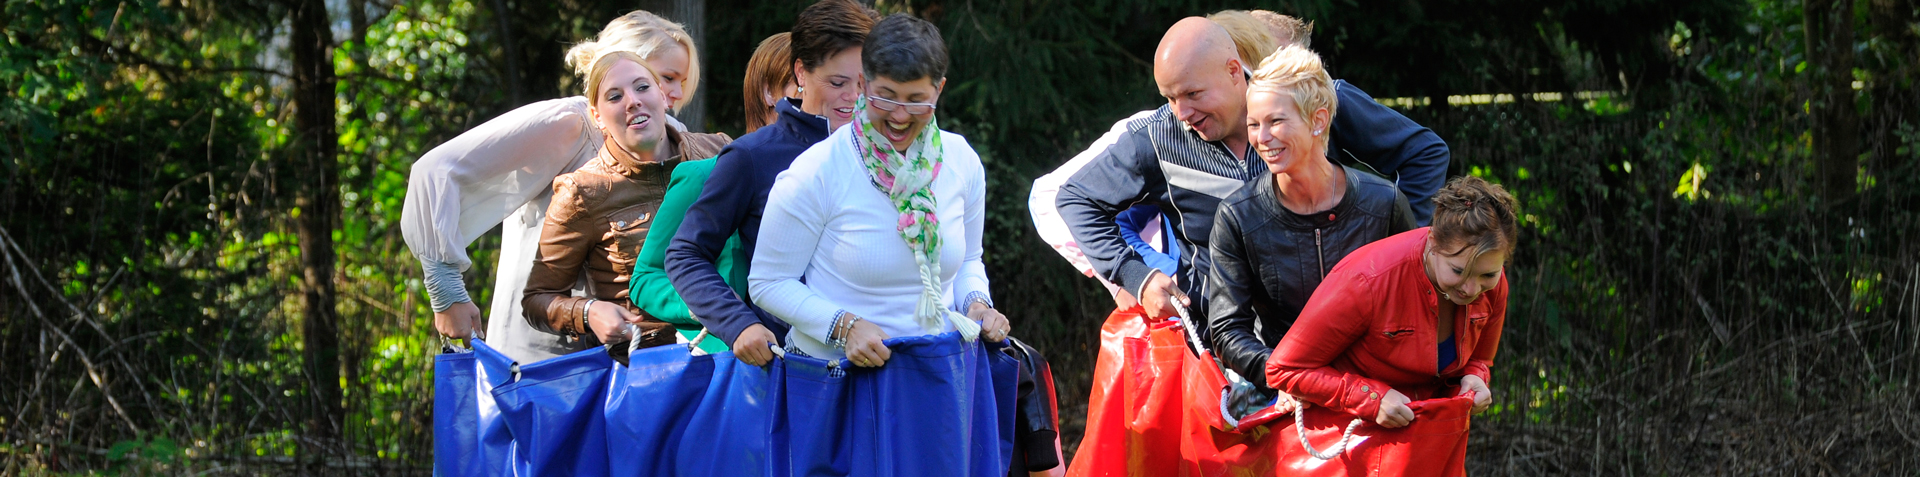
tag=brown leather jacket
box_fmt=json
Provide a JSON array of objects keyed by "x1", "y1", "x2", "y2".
[{"x1": 522, "y1": 127, "x2": 731, "y2": 348}]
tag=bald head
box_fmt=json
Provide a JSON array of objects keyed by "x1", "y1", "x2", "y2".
[
  {"x1": 1152, "y1": 17, "x2": 1249, "y2": 147},
  {"x1": 1155, "y1": 17, "x2": 1239, "y2": 77}
]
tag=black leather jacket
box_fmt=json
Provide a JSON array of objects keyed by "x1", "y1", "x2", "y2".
[{"x1": 1206, "y1": 166, "x2": 1415, "y2": 385}]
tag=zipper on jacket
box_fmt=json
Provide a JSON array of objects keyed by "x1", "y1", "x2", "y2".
[{"x1": 1314, "y1": 229, "x2": 1326, "y2": 277}]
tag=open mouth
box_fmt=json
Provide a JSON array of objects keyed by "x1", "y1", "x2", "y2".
[
  {"x1": 1258, "y1": 144, "x2": 1287, "y2": 163},
  {"x1": 627, "y1": 112, "x2": 651, "y2": 130},
  {"x1": 833, "y1": 107, "x2": 855, "y2": 120},
  {"x1": 882, "y1": 120, "x2": 913, "y2": 143}
]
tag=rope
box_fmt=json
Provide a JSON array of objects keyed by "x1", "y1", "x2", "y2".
[
  {"x1": 1171, "y1": 302, "x2": 1366, "y2": 454},
  {"x1": 1293, "y1": 399, "x2": 1365, "y2": 460}
]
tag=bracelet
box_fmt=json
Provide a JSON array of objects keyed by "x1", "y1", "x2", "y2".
[
  {"x1": 964, "y1": 291, "x2": 995, "y2": 311},
  {"x1": 829, "y1": 310, "x2": 861, "y2": 350},
  {"x1": 579, "y1": 299, "x2": 599, "y2": 336},
  {"x1": 829, "y1": 310, "x2": 848, "y2": 349}
]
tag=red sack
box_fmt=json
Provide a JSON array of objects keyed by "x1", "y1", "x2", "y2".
[
  {"x1": 1164, "y1": 321, "x2": 1474, "y2": 477},
  {"x1": 1066, "y1": 307, "x2": 1145, "y2": 477},
  {"x1": 1175, "y1": 345, "x2": 1293, "y2": 476},
  {"x1": 1067, "y1": 307, "x2": 1189, "y2": 477}
]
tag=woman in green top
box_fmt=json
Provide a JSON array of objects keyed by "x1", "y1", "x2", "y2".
[
  {"x1": 628, "y1": 156, "x2": 745, "y2": 354},
  {"x1": 628, "y1": 36, "x2": 796, "y2": 353}
]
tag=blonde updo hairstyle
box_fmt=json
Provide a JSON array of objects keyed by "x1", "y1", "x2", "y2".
[
  {"x1": 564, "y1": 10, "x2": 700, "y2": 110},
  {"x1": 1249, "y1": 45, "x2": 1338, "y2": 148},
  {"x1": 1430, "y1": 176, "x2": 1520, "y2": 258},
  {"x1": 1207, "y1": 10, "x2": 1279, "y2": 72}
]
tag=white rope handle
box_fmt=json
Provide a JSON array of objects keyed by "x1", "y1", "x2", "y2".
[{"x1": 1294, "y1": 400, "x2": 1365, "y2": 460}]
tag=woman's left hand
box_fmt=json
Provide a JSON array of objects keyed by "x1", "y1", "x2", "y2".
[
  {"x1": 1457, "y1": 374, "x2": 1493, "y2": 413},
  {"x1": 969, "y1": 302, "x2": 1010, "y2": 342}
]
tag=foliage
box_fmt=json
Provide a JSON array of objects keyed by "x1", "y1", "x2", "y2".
[{"x1": 2, "y1": 0, "x2": 1914, "y2": 474}]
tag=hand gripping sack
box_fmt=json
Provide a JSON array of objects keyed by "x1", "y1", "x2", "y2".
[
  {"x1": 1267, "y1": 394, "x2": 1474, "y2": 477},
  {"x1": 433, "y1": 339, "x2": 523, "y2": 476},
  {"x1": 1155, "y1": 317, "x2": 1476, "y2": 477},
  {"x1": 490, "y1": 346, "x2": 616, "y2": 476}
]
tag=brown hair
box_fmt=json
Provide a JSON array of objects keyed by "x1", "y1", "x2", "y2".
[
  {"x1": 1249, "y1": 10, "x2": 1313, "y2": 49},
  {"x1": 1430, "y1": 176, "x2": 1520, "y2": 257},
  {"x1": 790, "y1": 0, "x2": 879, "y2": 72},
  {"x1": 743, "y1": 32, "x2": 794, "y2": 133}
]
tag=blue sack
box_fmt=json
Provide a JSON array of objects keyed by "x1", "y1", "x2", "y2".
[
  {"x1": 491, "y1": 346, "x2": 614, "y2": 476},
  {"x1": 846, "y1": 332, "x2": 1019, "y2": 477},
  {"x1": 777, "y1": 349, "x2": 853, "y2": 477},
  {"x1": 605, "y1": 344, "x2": 780, "y2": 476},
  {"x1": 432, "y1": 340, "x2": 522, "y2": 476}
]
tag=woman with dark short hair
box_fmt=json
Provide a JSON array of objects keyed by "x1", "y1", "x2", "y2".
[
  {"x1": 748, "y1": 13, "x2": 1014, "y2": 472},
  {"x1": 1266, "y1": 175, "x2": 1518, "y2": 428},
  {"x1": 751, "y1": 11, "x2": 1006, "y2": 369}
]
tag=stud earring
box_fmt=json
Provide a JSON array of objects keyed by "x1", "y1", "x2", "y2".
[{"x1": 798, "y1": 86, "x2": 805, "y2": 93}]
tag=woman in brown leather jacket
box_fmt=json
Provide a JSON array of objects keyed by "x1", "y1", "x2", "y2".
[{"x1": 521, "y1": 47, "x2": 731, "y2": 349}]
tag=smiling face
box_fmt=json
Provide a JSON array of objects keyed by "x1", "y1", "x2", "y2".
[
  {"x1": 1426, "y1": 240, "x2": 1509, "y2": 306},
  {"x1": 863, "y1": 75, "x2": 942, "y2": 152},
  {"x1": 588, "y1": 58, "x2": 669, "y2": 155},
  {"x1": 1246, "y1": 88, "x2": 1328, "y2": 176},
  {"x1": 643, "y1": 42, "x2": 690, "y2": 110},
  {"x1": 1156, "y1": 62, "x2": 1246, "y2": 143},
  {"x1": 1153, "y1": 18, "x2": 1248, "y2": 144},
  {"x1": 795, "y1": 47, "x2": 863, "y2": 130}
]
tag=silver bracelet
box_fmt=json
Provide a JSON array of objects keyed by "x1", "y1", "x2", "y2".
[{"x1": 580, "y1": 299, "x2": 599, "y2": 336}]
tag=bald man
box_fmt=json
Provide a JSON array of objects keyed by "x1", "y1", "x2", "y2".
[{"x1": 1053, "y1": 18, "x2": 1260, "y2": 334}]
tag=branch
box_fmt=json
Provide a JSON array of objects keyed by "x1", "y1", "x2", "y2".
[{"x1": 0, "y1": 227, "x2": 142, "y2": 433}]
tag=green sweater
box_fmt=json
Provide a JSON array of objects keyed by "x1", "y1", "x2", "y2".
[{"x1": 629, "y1": 157, "x2": 745, "y2": 354}]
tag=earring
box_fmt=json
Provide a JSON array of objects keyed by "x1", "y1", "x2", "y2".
[{"x1": 798, "y1": 86, "x2": 805, "y2": 93}]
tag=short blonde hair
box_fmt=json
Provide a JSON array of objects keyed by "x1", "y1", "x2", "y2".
[
  {"x1": 581, "y1": 50, "x2": 658, "y2": 107},
  {"x1": 564, "y1": 11, "x2": 700, "y2": 110},
  {"x1": 1207, "y1": 10, "x2": 1279, "y2": 71},
  {"x1": 1250, "y1": 45, "x2": 1338, "y2": 142},
  {"x1": 1249, "y1": 10, "x2": 1313, "y2": 49}
]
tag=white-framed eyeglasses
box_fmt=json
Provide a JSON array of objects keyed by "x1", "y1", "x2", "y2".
[{"x1": 865, "y1": 95, "x2": 937, "y2": 115}]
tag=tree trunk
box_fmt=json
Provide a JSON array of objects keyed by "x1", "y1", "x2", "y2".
[
  {"x1": 638, "y1": 0, "x2": 706, "y2": 131},
  {"x1": 285, "y1": 0, "x2": 344, "y2": 456},
  {"x1": 1865, "y1": 0, "x2": 1917, "y2": 170},
  {"x1": 1805, "y1": 0, "x2": 1859, "y2": 203},
  {"x1": 489, "y1": 0, "x2": 525, "y2": 106}
]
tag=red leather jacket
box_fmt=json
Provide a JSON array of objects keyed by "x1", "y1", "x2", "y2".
[{"x1": 1265, "y1": 227, "x2": 1508, "y2": 421}]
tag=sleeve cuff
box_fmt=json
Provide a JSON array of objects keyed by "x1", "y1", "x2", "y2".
[
  {"x1": 1115, "y1": 259, "x2": 1157, "y2": 302},
  {"x1": 420, "y1": 260, "x2": 472, "y2": 312},
  {"x1": 952, "y1": 291, "x2": 994, "y2": 313}
]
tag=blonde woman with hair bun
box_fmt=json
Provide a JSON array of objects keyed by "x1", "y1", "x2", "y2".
[
  {"x1": 400, "y1": 10, "x2": 730, "y2": 363},
  {"x1": 565, "y1": 10, "x2": 702, "y2": 113},
  {"x1": 1204, "y1": 44, "x2": 1417, "y2": 390}
]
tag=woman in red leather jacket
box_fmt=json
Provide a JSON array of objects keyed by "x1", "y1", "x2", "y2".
[{"x1": 1265, "y1": 175, "x2": 1517, "y2": 427}]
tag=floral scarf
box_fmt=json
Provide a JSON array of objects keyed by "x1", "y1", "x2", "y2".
[{"x1": 850, "y1": 96, "x2": 979, "y2": 340}]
